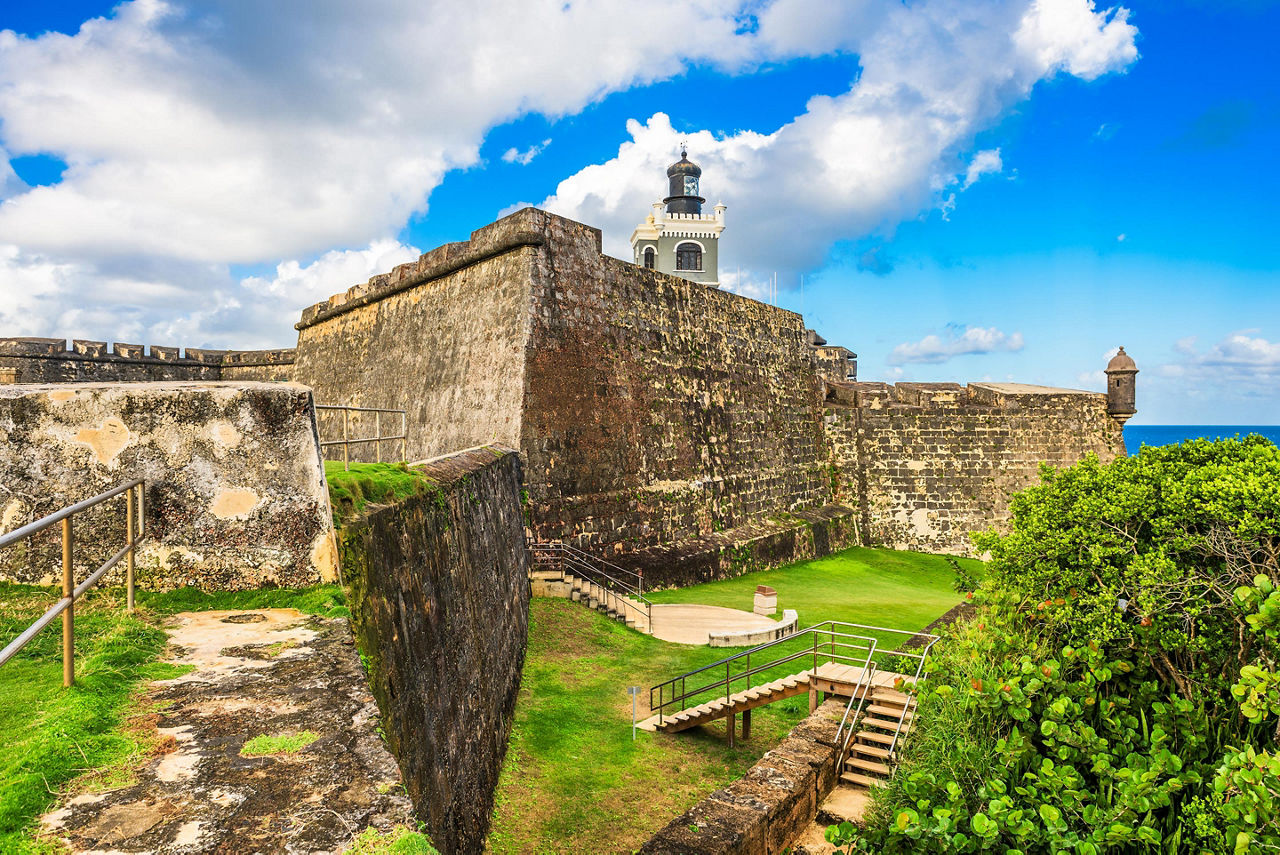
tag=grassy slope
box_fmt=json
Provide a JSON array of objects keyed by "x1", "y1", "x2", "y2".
[
  {"x1": 0, "y1": 582, "x2": 348, "y2": 853},
  {"x1": 490, "y1": 546, "x2": 979, "y2": 854}
]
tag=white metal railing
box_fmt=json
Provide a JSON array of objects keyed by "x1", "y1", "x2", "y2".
[{"x1": 315, "y1": 404, "x2": 407, "y2": 470}]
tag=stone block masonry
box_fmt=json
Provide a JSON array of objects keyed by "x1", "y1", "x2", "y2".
[
  {"x1": 827, "y1": 381, "x2": 1127, "y2": 555},
  {"x1": 294, "y1": 208, "x2": 848, "y2": 585},
  {"x1": 294, "y1": 206, "x2": 1128, "y2": 580},
  {"x1": 0, "y1": 337, "x2": 295, "y2": 384},
  {"x1": 641, "y1": 698, "x2": 847, "y2": 854},
  {"x1": 0, "y1": 382, "x2": 336, "y2": 589},
  {"x1": 338, "y1": 446, "x2": 529, "y2": 855}
]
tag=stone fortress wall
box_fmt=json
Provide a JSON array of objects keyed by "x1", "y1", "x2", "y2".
[
  {"x1": 825, "y1": 380, "x2": 1126, "y2": 556},
  {"x1": 293, "y1": 209, "x2": 862, "y2": 585},
  {"x1": 292, "y1": 207, "x2": 1127, "y2": 579},
  {"x1": 0, "y1": 208, "x2": 1130, "y2": 582},
  {"x1": 0, "y1": 337, "x2": 295, "y2": 385}
]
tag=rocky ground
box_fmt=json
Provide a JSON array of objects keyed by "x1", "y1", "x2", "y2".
[{"x1": 40, "y1": 609, "x2": 414, "y2": 854}]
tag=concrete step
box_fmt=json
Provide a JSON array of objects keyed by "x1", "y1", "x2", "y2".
[{"x1": 872, "y1": 688, "x2": 911, "y2": 705}]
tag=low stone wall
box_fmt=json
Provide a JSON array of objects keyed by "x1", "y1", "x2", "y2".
[
  {"x1": 339, "y1": 446, "x2": 529, "y2": 855},
  {"x1": 0, "y1": 382, "x2": 335, "y2": 589},
  {"x1": 709, "y1": 609, "x2": 799, "y2": 648},
  {"x1": 0, "y1": 337, "x2": 295, "y2": 385},
  {"x1": 624, "y1": 504, "x2": 860, "y2": 590},
  {"x1": 641, "y1": 698, "x2": 846, "y2": 855}
]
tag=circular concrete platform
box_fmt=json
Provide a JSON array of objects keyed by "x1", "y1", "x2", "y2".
[{"x1": 648, "y1": 604, "x2": 780, "y2": 645}]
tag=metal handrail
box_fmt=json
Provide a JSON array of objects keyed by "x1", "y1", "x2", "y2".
[
  {"x1": 650, "y1": 622, "x2": 881, "y2": 725},
  {"x1": 886, "y1": 636, "x2": 940, "y2": 761},
  {"x1": 0, "y1": 480, "x2": 146, "y2": 686},
  {"x1": 315, "y1": 404, "x2": 407, "y2": 470},
  {"x1": 834, "y1": 661, "x2": 878, "y2": 763},
  {"x1": 529, "y1": 543, "x2": 653, "y2": 628}
]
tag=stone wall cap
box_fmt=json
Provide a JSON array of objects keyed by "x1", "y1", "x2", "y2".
[
  {"x1": 970, "y1": 382, "x2": 1097, "y2": 396},
  {"x1": 0, "y1": 380, "x2": 304, "y2": 399}
]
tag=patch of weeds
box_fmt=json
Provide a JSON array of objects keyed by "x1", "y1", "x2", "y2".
[
  {"x1": 240, "y1": 731, "x2": 319, "y2": 757},
  {"x1": 346, "y1": 825, "x2": 439, "y2": 854}
]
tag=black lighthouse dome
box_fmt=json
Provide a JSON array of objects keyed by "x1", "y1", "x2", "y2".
[{"x1": 664, "y1": 146, "x2": 705, "y2": 215}]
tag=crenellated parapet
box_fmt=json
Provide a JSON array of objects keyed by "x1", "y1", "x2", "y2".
[{"x1": 0, "y1": 337, "x2": 296, "y2": 384}]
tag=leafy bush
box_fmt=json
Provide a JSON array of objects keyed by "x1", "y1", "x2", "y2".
[{"x1": 844, "y1": 436, "x2": 1280, "y2": 853}]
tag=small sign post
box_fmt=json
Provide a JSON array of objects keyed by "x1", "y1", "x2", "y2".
[{"x1": 628, "y1": 686, "x2": 641, "y2": 741}]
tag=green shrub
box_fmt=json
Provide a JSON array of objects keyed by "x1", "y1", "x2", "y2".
[{"x1": 846, "y1": 436, "x2": 1280, "y2": 853}]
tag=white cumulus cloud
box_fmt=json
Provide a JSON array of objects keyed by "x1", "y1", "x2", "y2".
[
  {"x1": 889, "y1": 325, "x2": 1026, "y2": 365},
  {"x1": 538, "y1": 0, "x2": 1139, "y2": 286},
  {"x1": 0, "y1": 0, "x2": 1139, "y2": 345},
  {"x1": 502, "y1": 139, "x2": 552, "y2": 166}
]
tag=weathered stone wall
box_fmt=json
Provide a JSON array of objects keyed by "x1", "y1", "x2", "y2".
[
  {"x1": 292, "y1": 222, "x2": 538, "y2": 462},
  {"x1": 290, "y1": 206, "x2": 1126, "y2": 579},
  {"x1": 338, "y1": 446, "x2": 529, "y2": 855},
  {"x1": 0, "y1": 338, "x2": 295, "y2": 384},
  {"x1": 0, "y1": 382, "x2": 335, "y2": 589},
  {"x1": 520, "y1": 211, "x2": 834, "y2": 561},
  {"x1": 828, "y1": 381, "x2": 1127, "y2": 556},
  {"x1": 641, "y1": 698, "x2": 846, "y2": 855},
  {"x1": 292, "y1": 208, "x2": 845, "y2": 581}
]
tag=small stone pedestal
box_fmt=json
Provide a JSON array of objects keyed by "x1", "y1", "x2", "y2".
[{"x1": 753, "y1": 585, "x2": 777, "y2": 616}]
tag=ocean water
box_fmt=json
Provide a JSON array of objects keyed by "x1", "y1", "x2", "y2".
[{"x1": 1124, "y1": 425, "x2": 1280, "y2": 456}]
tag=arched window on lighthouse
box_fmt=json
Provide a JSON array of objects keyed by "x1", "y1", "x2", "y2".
[
  {"x1": 643, "y1": 247, "x2": 655, "y2": 269},
  {"x1": 675, "y1": 242, "x2": 702, "y2": 271}
]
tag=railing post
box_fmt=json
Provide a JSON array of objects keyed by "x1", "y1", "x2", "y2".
[
  {"x1": 62, "y1": 517, "x2": 74, "y2": 688},
  {"x1": 375, "y1": 411, "x2": 382, "y2": 463},
  {"x1": 401, "y1": 412, "x2": 407, "y2": 463},
  {"x1": 342, "y1": 408, "x2": 350, "y2": 471},
  {"x1": 126, "y1": 485, "x2": 135, "y2": 612}
]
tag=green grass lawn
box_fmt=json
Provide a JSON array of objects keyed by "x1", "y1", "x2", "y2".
[
  {"x1": 0, "y1": 582, "x2": 348, "y2": 854},
  {"x1": 490, "y1": 546, "x2": 979, "y2": 854}
]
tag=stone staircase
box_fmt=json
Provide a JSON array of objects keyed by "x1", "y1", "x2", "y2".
[
  {"x1": 528, "y1": 543, "x2": 652, "y2": 634},
  {"x1": 839, "y1": 685, "x2": 914, "y2": 789}
]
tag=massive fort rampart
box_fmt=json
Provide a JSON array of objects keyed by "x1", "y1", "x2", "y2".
[
  {"x1": 0, "y1": 207, "x2": 1129, "y2": 580},
  {"x1": 289, "y1": 207, "x2": 1127, "y2": 576}
]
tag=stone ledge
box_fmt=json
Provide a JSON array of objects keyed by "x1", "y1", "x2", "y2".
[
  {"x1": 640, "y1": 699, "x2": 846, "y2": 855},
  {"x1": 709, "y1": 609, "x2": 799, "y2": 648}
]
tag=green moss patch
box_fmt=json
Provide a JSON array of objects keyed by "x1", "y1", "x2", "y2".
[
  {"x1": 325, "y1": 461, "x2": 444, "y2": 528},
  {"x1": 347, "y1": 826, "x2": 439, "y2": 854},
  {"x1": 240, "y1": 730, "x2": 319, "y2": 757}
]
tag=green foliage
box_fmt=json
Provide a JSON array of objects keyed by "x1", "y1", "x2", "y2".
[
  {"x1": 240, "y1": 730, "x2": 319, "y2": 756},
  {"x1": 347, "y1": 825, "x2": 439, "y2": 854},
  {"x1": 849, "y1": 436, "x2": 1280, "y2": 852},
  {"x1": 324, "y1": 461, "x2": 444, "y2": 528}
]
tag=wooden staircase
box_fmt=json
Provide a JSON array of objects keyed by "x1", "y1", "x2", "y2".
[
  {"x1": 839, "y1": 685, "x2": 914, "y2": 789},
  {"x1": 638, "y1": 669, "x2": 815, "y2": 733}
]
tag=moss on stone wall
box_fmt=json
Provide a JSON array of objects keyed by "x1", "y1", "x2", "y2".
[{"x1": 324, "y1": 461, "x2": 445, "y2": 528}]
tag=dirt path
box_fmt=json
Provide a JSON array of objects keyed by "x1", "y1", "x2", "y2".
[{"x1": 40, "y1": 609, "x2": 413, "y2": 854}]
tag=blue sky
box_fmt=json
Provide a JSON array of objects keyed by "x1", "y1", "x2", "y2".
[{"x1": 0, "y1": 0, "x2": 1276, "y2": 424}]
